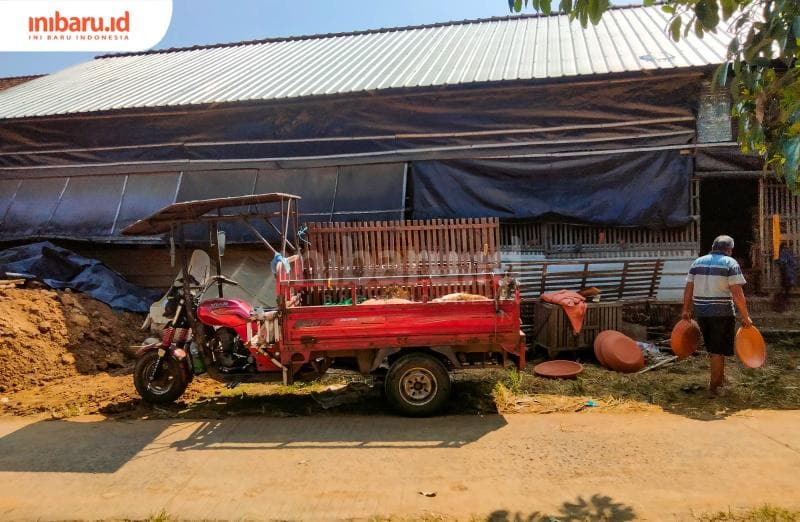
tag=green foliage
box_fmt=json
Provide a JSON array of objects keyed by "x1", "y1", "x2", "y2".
[
  {"x1": 504, "y1": 367, "x2": 525, "y2": 393},
  {"x1": 509, "y1": 0, "x2": 800, "y2": 193}
]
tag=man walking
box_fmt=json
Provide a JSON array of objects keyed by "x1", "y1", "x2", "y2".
[{"x1": 682, "y1": 235, "x2": 754, "y2": 395}]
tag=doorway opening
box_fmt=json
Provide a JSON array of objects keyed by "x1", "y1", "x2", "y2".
[{"x1": 699, "y1": 177, "x2": 759, "y2": 269}]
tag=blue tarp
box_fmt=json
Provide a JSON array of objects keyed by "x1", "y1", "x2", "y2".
[
  {"x1": 411, "y1": 150, "x2": 692, "y2": 227},
  {"x1": 0, "y1": 242, "x2": 159, "y2": 312}
]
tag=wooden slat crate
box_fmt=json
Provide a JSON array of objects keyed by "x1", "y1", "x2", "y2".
[
  {"x1": 301, "y1": 218, "x2": 501, "y2": 305},
  {"x1": 504, "y1": 259, "x2": 665, "y2": 302},
  {"x1": 304, "y1": 218, "x2": 499, "y2": 277},
  {"x1": 533, "y1": 300, "x2": 623, "y2": 357},
  {"x1": 500, "y1": 221, "x2": 699, "y2": 258},
  {"x1": 507, "y1": 259, "x2": 663, "y2": 356}
]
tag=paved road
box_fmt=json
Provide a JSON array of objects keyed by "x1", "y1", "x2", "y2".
[{"x1": 0, "y1": 410, "x2": 799, "y2": 521}]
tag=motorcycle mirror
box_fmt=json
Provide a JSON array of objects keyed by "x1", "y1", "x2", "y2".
[{"x1": 217, "y1": 230, "x2": 226, "y2": 257}]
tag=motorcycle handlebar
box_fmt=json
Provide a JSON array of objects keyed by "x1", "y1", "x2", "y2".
[{"x1": 203, "y1": 275, "x2": 240, "y2": 291}]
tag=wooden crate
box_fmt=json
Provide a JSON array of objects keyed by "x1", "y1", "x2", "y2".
[
  {"x1": 302, "y1": 218, "x2": 501, "y2": 305},
  {"x1": 305, "y1": 218, "x2": 500, "y2": 278},
  {"x1": 532, "y1": 300, "x2": 622, "y2": 357}
]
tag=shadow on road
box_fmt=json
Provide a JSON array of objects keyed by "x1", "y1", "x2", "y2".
[
  {"x1": 0, "y1": 414, "x2": 508, "y2": 473},
  {"x1": 101, "y1": 377, "x2": 500, "y2": 419},
  {"x1": 0, "y1": 418, "x2": 167, "y2": 473},
  {"x1": 170, "y1": 414, "x2": 507, "y2": 452},
  {"x1": 488, "y1": 493, "x2": 636, "y2": 521}
]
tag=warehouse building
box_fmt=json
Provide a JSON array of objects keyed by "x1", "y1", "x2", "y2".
[{"x1": 0, "y1": 5, "x2": 794, "y2": 296}]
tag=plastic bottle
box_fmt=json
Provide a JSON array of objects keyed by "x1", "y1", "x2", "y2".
[{"x1": 188, "y1": 341, "x2": 206, "y2": 374}]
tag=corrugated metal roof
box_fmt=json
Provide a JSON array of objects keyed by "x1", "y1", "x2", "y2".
[{"x1": 0, "y1": 5, "x2": 732, "y2": 120}]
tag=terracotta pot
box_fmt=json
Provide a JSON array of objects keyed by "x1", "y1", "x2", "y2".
[
  {"x1": 595, "y1": 330, "x2": 645, "y2": 373},
  {"x1": 594, "y1": 330, "x2": 627, "y2": 361},
  {"x1": 593, "y1": 330, "x2": 616, "y2": 367},
  {"x1": 670, "y1": 319, "x2": 701, "y2": 358},
  {"x1": 533, "y1": 360, "x2": 583, "y2": 379},
  {"x1": 735, "y1": 326, "x2": 766, "y2": 368}
]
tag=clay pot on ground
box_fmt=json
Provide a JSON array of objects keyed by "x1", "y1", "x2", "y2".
[
  {"x1": 533, "y1": 360, "x2": 584, "y2": 379},
  {"x1": 593, "y1": 330, "x2": 645, "y2": 373},
  {"x1": 593, "y1": 330, "x2": 615, "y2": 367}
]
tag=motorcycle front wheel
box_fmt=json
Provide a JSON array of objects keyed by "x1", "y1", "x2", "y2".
[{"x1": 133, "y1": 351, "x2": 189, "y2": 404}]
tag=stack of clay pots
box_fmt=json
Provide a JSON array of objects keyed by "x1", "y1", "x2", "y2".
[{"x1": 593, "y1": 330, "x2": 645, "y2": 373}]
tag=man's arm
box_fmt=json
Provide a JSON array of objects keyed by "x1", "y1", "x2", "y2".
[
  {"x1": 681, "y1": 281, "x2": 694, "y2": 320},
  {"x1": 730, "y1": 284, "x2": 754, "y2": 328}
]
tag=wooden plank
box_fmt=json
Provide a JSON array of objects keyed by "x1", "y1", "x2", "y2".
[
  {"x1": 388, "y1": 220, "x2": 396, "y2": 272},
  {"x1": 376, "y1": 220, "x2": 384, "y2": 272},
  {"x1": 415, "y1": 219, "x2": 423, "y2": 274},
  {"x1": 432, "y1": 219, "x2": 441, "y2": 273},
  {"x1": 424, "y1": 220, "x2": 431, "y2": 272},
  {"x1": 319, "y1": 223, "x2": 329, "y2": 277},
  {"x1": 368, "y1": 221, "x2": 376, "y2": 273}
]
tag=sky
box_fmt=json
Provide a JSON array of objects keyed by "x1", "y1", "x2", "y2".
[{"x1": 0, "y1": 0, "x2": 638, "y2": 77}]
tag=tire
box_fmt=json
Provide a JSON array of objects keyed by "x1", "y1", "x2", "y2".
[
  {"x1": 384, "y1": 353, "x2": 451, "y2": 417},
  {"x1": 133, "y1": 351, "x2": 189, "y2": 404}
]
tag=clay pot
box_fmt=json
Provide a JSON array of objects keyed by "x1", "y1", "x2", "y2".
[
  {"x1": 735, "y1": 326, "x2": 766, "y2": 368},
  {"x1": 595, "y1": 330, "x2": 645, "y2": 373},
  {"x1": 670, "y1": 319, "x2": 701, "y2": 358},
  {"x1": 593, "y1": 330, "x2": 616, "y2": 367},
  {"x1": 533, "y1": 360, "x2": 583, "y2": 379}
]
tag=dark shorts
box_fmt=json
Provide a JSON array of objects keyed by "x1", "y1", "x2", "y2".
[{"x1": 697, "y1": 316, "x2": 736, "y2": 356}]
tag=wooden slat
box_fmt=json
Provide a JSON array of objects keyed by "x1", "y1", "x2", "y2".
[
  {"x1": 760, "y1": 179, "x2": 800, "y2": 290},
  {"x1": 501, "y1": 215, "x2": 698, "y2": 259},
  {"x1": 304, "y1": 218, "x2": 500, "y2": 280},
  {"x1": 507, "y1": 259, "x2": 663, "y2": 302}
]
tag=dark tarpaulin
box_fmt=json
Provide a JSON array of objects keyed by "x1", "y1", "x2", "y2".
[
  {"x1": 0, "y1": 73, "x2": 701, "y2": 169},
  {"x1": 0, "y1": 74, "x2": 701, "y2": 241},
  {"x1": 0, "y1": 164, "x2": 405, "y2": 242},
  {"x1": 695, "y1": 145, "x2": 763, "y2": 172},
  {"x1": 410, "y1": 150, "x2": 692, "y2": 227},
  {"x1": 0, "y1": 242, "x2": 159, "y2": 312}
]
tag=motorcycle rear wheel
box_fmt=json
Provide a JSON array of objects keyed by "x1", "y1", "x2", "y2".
[{"x1": 134, "y1": 351, "x2": 189, "y2": 404}]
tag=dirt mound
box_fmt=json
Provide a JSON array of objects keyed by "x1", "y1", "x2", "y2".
[{"x1": 0, "y1": 287, "x2": 145, "y2": 394}]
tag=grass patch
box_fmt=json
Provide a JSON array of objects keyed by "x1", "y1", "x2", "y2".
[
  {"x1": 694, "y1": 504, "x2": 800, "y2": 521},
  {"x1": 99, "y1": 337, "x2": 800, "y2": 420},
  {"x1": 145, "y1": 509, "x2": 177, "y2": 522},
  {"x1": 505, "y1": 368, "x2": 525, "y2": 394},
  {"x1": 492, "y1": 336, "x2": 800, "y2": 419}
]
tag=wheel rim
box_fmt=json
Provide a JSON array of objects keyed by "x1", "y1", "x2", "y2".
[
  {"x1": 142, "y1": 358, "x2": 176, "y2": 395},
  {"x1": 398, "y1": 367, "x2": 438, "y2": 406}
]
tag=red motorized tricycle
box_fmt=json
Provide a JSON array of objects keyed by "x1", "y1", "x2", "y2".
[{"x1": 123, "y1": 193, "x2": 524, "y2": 416}]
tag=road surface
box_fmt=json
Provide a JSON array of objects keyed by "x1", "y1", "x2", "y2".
[{"x1": 1, "y1": 410, "x2": 799, "y2": 520}]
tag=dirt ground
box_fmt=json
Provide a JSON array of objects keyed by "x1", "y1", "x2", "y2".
[
  {"x1": 0, "y1": 287, "x2": 144, "y2": 388},
  {"x1": 1, "y1": 287, "x2": 800, "y2": 421}
]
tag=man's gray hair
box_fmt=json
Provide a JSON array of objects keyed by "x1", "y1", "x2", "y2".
[{"x1": 712, "y1": 235, "x2": 735, "y2": 251}]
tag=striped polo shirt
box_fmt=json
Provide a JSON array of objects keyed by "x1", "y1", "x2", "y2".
[{"x1": 686, "y1": 251, "x2": 746, "y2": 317}]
